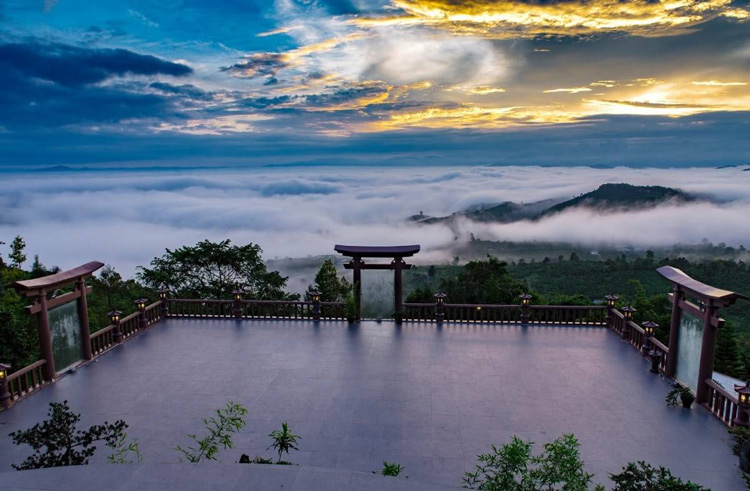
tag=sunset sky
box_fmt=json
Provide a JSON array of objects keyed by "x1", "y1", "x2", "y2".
[{"x1": 2, "y1": 0, "x2": 750, "y2": 166}]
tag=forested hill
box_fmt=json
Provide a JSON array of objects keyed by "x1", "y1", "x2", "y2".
[
  {"x1": 413, "y1": 183, "x2": 700, "y2": 225},
  {"x1": 539, "y1": 183, "x2": 696, "y2": 217}
]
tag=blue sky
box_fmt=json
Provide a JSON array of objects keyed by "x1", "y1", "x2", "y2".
[{"x1": 2, "y1": 0, "x2": 750, "y2": 167}]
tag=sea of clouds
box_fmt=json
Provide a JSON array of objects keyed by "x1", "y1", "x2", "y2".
[{"x1": 1, "y1": 165, "x2": 749, "y2": 277}]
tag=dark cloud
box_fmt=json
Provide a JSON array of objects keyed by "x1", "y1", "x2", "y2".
[
  {"x1": 222, "y1": 53, "x2": 289, "y2": 80},
  {"x1": 0, "y1": 40, "x2": 194, "y2": 130},
  {"x1": 149, "y1": 82, "x2": 213, "y2": 100},
  {"x1": 0, "y1": 41, "x2": 191, "y2": 87}
]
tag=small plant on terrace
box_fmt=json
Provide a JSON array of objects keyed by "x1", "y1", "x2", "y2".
[
  {"x1": 9, "y1": 400, "x2": 128, "y2": 470},
  {"x1": 268, "y1": 422, "x2": 300, "y2": 464},
  {"x1": 380, "y1": 461, "x2": 405, "y2": 477},
  {"x1": 107, "y1": 431, "x2": 143, "y2": 464},
  {"x1": 175, "y1": 401, "x2": 248, "y2": 463},
  {"x1": 665, "y1": 384, "x2": 694, "y2": 408}
]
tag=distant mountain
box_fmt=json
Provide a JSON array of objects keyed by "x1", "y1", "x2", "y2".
[
  {"x1": 540, "y1": 183, "x2": 696, "y2": 217},
  {"x1": 415, "y1": 183, "x2": 700, "y2": 226}
]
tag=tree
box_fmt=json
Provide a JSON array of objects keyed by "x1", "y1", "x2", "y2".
[
  {"x1": 569, "y1": 252, "x2": 580, "y2": 262},
  {"x1": 9, "y1": 401, "x2": 127, "y2": 470},
  {"x1": 305, "y1": 259, "x2": 351, "y2": 302},
  {"x1": 9, "y1": 235, "x2": 26, "y2": 268},
  {"x1": 464, "y1": 434, "x2": 593, "y2": 491},
  {"x1": 137, "y1": 240, "x2": 296, "y2": 300},
  {"x1": 714, "y1": 322, "x2": 745, "y2": 379},
  {"x1": 427, "y1": 265, "x2": 437, "y2": 278},
  {"x1": 438, "y1": 255, "x2": 533, "y2": 304}
]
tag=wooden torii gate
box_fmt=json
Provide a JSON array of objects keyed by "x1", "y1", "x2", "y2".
[{"x1": 334, "y1": 244, "x2": 420, "y2": 320}]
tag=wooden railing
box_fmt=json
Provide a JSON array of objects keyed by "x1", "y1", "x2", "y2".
[
  {"x1": 165, "y1": 299, "x2": 346, "y2": 320},
  {"x1": 403, "y1": 303, "x2": 606, "y2": 325},
  {"x1": 6, "y1": 360, "x2": 48, "y2": 405},
  {"x1": 90, "y1": 324, "x2": 117, "y2": 356},
  {"x1": 607, "y1": 310, "x2": 670, "y2": 371},
  {"x1": 528, "y1": 305, "x2": 607, "y2": 325},
  {"x1": 703, "y1": 379, "x2": 739, "y2": 426}
]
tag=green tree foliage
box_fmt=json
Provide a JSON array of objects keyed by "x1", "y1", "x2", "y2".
[
  {"x1": 268, "y1": 422, "x2": 300, "y2": 464},
  {"x1": 0, "y1": 264, "x2": 42, "y2": 370},
  {"x1": 463, "y1": 434, "x2": 593, "y2": 491},
  {"x1": 714, "y1": 322, "x2": 745, "y2": 378},
  {"x1": 438, "y1": 255, "x2": 532, "y2": 304},
  {"x1": 305, "y1": 259, "x2": 351, "y2": 302},
  {"x1": 175, "y1": 401, "x2": 248, "y2": 463},
  {"x1": 138, "y1": 240, "x2": 296, "y2": 300},
  {"x1": 9, "y1": 401, "x2": 127, "y2": 470},
  {"x1": 608, "y1": 461, "x2": 709, "y2": 490},
  {"x1": 8, "y1": 235, "x2": 27, "y2": 268},
  {"x1": 86, "y1": 265, "x2": 153, "y2": 333}
]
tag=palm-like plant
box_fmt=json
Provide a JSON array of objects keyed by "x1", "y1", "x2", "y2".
[{"x1": 267, "y1": 422, "x2": 300, "y2": 463}]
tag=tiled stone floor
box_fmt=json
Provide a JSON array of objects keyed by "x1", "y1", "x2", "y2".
[{"x1": 0, "y1": 319, "x2": 744, "y2": 489}]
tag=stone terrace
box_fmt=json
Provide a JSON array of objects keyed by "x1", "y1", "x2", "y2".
[{"x1": 0, "y1": 319, "x2": 744, "y2": 490}]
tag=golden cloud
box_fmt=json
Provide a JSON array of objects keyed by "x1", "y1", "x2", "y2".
[{"x1": 351, "y1": 0, "x2": 749, "y2": 38}]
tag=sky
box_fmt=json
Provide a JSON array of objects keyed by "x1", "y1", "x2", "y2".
[
  {"x1": 1, "y1": 0, "x2": 750, "y2": 167},
  {"x1": 2, "y1": 165, "x2": 749, "y2": 278}
]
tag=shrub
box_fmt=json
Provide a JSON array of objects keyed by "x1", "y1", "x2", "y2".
[
  {"x1": 9, "y1": 400, "x2": 127, "y2": 470},
  {"x1": 381, "y1": 461, "x2": 404, "y2": 476},
  {"x1": 609, "y1": 461, "x2": 709, "y2": 490},
  {"x1": 268, "y1": 422, "x2": 300, "y2": 464},
  {"x1": 175, "y1": 401, "x2": 247, "y2": 463},
  {"x1": 729, "y1": 426, "x2": 750, "y2": 456},
  {"x1": 463, "y1": 434, "x2": 593, "y2": 491}
]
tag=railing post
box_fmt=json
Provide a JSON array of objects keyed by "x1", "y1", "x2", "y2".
[
  {"x1": 434, "y1": 292, "x2": 446, "y2": 323},
  {"x1": 0, "y1": 363, "x2": 11, "y2": 410},
  {"x1": 158, "y1": 289, "x2": 169, "y2": 318},
  {"x1": 520, "y1": 294, "x2": 532, "y2": 324},
  {"x1": 605, "y1": 294, "x2": 618, "y2": 327},
  {"x1": 642, "y1": 320, "x2": 657, "y2": 355},
  {"x1": 649, "y1": 350, "x2": 661, "y2": 374},
  {"x1": 621, "y1": 306, "x2": 635, "y2": 340},
  {"x1": 108, "y1": 310, "x2": 122, "y2": 343},
  {"x1": 232, "y1": 290, "x2": 243, "y2": 319},
  {"x1": 310, "y1": 291, "x2": 321, "y2": 321},
  {"x1": 733, "y1": 381, "x2": 750, "y2": 427},
  {"x1": 37, "y1": 291, "x2": 56, "y2": 381},
  {"x1": 135, "y1": 298, "x2": 148, "y2": 329}
]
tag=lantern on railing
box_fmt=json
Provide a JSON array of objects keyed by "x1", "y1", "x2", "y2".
[
  {"x1": 310, "y1": 290, "x2": 321, "y2": 321},
  {"x1": 135, "y1": 298, "x2": 148, "y2": 329},
  {"x1": 622, "y1": 305, "x2": 636, "y2": 321},
  {"x1": 108, "y1": 310, "x2": 123, "y2": 343},
  {"x1": 157, "y1": 289, "x2": 169, "y2": 317},
  {"x1": 604, "y1": 294, "x2": 618, "y2": 308},
  {"x1": 158, "y1": 289, "x2": 169, "y2": 301},
  {"x1": 108, "y1": 310, "x2": 122, "y2": 323},
  {"x1": 641, "y1": 320, "x2": 658, "y2": 354},
  {"x1": 520, "y1": 293, "x2": 532, "y2": 324},
  {"x1": 733, "y1": 381, "x2": 750, "y2": 427},
  {"x1": 434, "y1": 292, "x2": 446, "y2": 323},
  {"x1": 642, "y1": 320, "x2": 657, "y2": 337},
  {"x1": 232, "y1": 290, "x2": 244, "y2": 320},
  {"x1": 0, "y1": 362, "x2": 10, "y2": 410}
]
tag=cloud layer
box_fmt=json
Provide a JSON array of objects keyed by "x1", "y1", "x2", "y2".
[{"x1": 2, "y1": 166, "x2": 749, "y2": 277}]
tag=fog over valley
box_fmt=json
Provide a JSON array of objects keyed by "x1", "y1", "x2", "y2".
[{"x1": 1, "y1": 165, "x2": 749, "y2": 277}]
